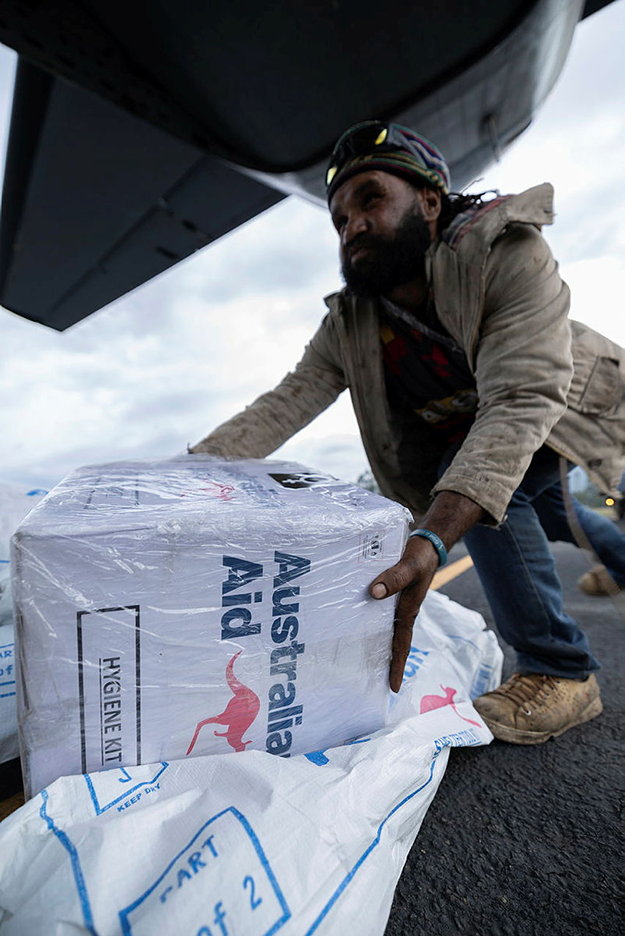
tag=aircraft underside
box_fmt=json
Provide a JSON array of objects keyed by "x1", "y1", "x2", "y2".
[{"x1": 0, "y1": 0, "x2": 613, "y2": 329}]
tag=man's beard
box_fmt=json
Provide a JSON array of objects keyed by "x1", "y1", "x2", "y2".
[{"x1": 341, "y1": 206, "x2": 431, "y2": 298}]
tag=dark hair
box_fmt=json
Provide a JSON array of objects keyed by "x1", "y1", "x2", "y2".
[
  {"x1": 415, "y1": 181, "x2": 494, "y2": 232},
  {"x1": 439, "y1": 191, "x2": 490, "y2": 228}
]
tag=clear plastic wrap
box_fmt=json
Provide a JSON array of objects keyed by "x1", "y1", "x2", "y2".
[
  {"x1": 12, "y1": 456, "x2": 411, "y2": 797},
  {"x1": 0, "y1": 484, "x2": 48, "y2": 764}
]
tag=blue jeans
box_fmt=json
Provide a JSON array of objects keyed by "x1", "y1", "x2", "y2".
[{"x1": 442, "y1": 445, "x2": 624, "y2": 678}]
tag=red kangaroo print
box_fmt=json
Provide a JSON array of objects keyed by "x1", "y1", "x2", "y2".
[
  {"x1": 186, "y1": 651, "x2": 260, "y2": 755},
  {"x1": 419, "y1": 685, "x2": 481, "y2": 727}
]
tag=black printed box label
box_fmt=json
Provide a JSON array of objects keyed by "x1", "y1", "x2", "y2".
[
  {"x1": 77, "y1": 606, "x2": 141, "y2": 773},
  {"x1": 359, "y1": 531, "x2": 384, "y2": 561},
  {"x1": 119, "y1": 807, "x2": 290, "y2": 935}
]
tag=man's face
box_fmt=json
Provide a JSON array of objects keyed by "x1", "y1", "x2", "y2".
[{"x1": 329, "y1": 170, "x2": 433, "y2": 297}]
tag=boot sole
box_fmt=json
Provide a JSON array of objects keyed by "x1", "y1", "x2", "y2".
[{"x1": 481, "y1": 695, "x2": 604, "y2": 745}]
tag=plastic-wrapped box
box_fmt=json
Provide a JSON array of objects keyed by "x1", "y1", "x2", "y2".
[
  {"x1": 0, "y1": 484, "x2": 48, "y2": 764},
  {"x1": 12, "y1": 456, "x2": 410, "y2": 797}
]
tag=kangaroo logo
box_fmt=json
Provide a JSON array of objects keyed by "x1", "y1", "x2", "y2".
[
  {"x1": 420, "y1": 685, "x2": 481, "y2": 727},
  {"x1": 186, "y1": 651, "x2": 260, "y2": 755}
]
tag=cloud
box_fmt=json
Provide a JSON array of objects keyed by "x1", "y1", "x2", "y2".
[
  {"x1": 276, "y1": 430, "x2": 368, "y2": 482},
  {"x1": 0, "y1": 170, "x2": 347, "y2": 487},
  {"x1": 474, "y1": 0, "x2": 625, "y2": 349},
  {"x1": 565, "y1": 255, "x2": 625, "y2": 346},
  {"x1": 1, "y1": 1, "x2": 625, "y2": 489}
]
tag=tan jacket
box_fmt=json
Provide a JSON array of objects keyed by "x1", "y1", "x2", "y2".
[{"x1": 192, "y1": 184, "x2": 625, "y2": 523}]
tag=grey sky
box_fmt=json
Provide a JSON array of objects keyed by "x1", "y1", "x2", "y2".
[{"x1": 1, "y1": 1, "x2": 624, "y2": 489}]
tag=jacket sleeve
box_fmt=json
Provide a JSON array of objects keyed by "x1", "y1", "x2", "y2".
[
  {"x1": 432, "y1": 224, "x2": 573, "y2": 523},
  {"x1": 189, "y1": 311, "x2": 347, "y2": 457}
]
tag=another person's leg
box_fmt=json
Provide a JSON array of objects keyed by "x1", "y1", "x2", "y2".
[{"x1": 534, "y1": 480, "x2": 625, "y2": 593}]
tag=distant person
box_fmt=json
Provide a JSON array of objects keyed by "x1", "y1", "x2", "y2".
[
  {"x1": 577, "y1": 468, "x2": 625, "y2": 594},
  {"x1": 190, "y1": 121, "x2": 625, "y2": 744}
]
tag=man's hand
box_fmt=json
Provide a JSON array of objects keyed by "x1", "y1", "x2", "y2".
[
  {"x1": 369, "y1": 535, "x2": 440, "y2": 691},
  {"x1": 369, "y1": 490, "x2": 486, "y2": 692}
]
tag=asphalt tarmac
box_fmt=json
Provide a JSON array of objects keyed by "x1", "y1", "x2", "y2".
[{"x1": 385, "y1": 538, "x2": 625, "y2": 936}]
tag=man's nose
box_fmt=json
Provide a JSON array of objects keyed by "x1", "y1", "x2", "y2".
[{"x1": 342, "y1": 212, "x2": 368, "y2": 246}]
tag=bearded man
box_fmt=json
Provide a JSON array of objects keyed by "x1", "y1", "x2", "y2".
[{"x1": 190, "y1": 121, "x2": 625, "y2": 744}]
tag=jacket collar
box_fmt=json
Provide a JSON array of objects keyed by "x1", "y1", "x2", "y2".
[{"x1": 440, "y1": 183, "x2": 555, "y2": 252}]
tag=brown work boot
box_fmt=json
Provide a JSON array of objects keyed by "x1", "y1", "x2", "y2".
[
  {"x1": 473, "y1": 672, "x2": 602, "y2": 744},
  {"x1": 577, "y1": 565, "x2": 622, "y2": 597}
]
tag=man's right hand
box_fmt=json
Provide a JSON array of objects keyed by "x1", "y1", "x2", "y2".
[
  {"x1": 369, "y1": 490, "x2": 485, "y2": 692},
  {"x1": 369, "y1": 534, "x2": 441, "y2": 691}
]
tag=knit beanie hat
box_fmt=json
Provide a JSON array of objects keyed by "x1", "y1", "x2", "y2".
[{"x1": 326, "y1": 120, "x2": 450, "y2": 203}]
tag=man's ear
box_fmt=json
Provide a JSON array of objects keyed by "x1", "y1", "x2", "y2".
[{"x1": 418, "y1": 187, "x2": 442, "y2": 223}]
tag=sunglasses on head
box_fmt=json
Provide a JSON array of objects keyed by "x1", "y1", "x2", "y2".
[{"x1": 326, "y1": 121, "x2": 410, "y2": 188}]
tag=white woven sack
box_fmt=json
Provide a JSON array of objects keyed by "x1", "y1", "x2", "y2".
[{"x1": 0, "y1": 590, "x2": 502, "y2": 936}]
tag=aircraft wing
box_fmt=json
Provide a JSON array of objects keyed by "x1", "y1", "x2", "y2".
[
  {"x1": 0, "y1": 61, "x2": 284, "y2": 331},
  {"x1": 0, "y1": 0, "x2": 615, "y2": 330}
]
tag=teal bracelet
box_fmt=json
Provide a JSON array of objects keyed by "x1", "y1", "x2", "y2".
[{"x1": 409, "y1": 528, "x2": 448, "y2": 567}]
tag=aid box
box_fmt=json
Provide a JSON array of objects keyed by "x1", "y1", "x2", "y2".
[{"x1": 12, "y1": 456, "x2": 410, "y2": 796}]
